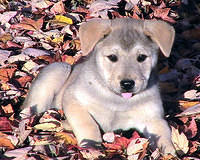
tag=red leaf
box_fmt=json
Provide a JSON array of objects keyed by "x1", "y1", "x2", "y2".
[{"x1": 0, "y1": 117, "x2": 12, "y2": 131}]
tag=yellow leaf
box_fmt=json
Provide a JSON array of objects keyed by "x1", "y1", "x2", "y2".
[
  {"x1": 55, "y1": 132, "x2": 77, "y2": 145},
  {"x1": 34, "y1": 121, "x2": 62, "y2": 132},
  {"x1": 51, "y1": 35, "x2": 64, "y2": 44},
  {"x1": 54, "y1": 15, "x2": 73, "y2": 25},
  {"x1": 179, "y1": 100, "x2": 200, "y2": 110},
  {"x1": 171, "y1": 127, "x2": 189, "y2": 155},
  {"x1": 0, "y1": 33, "x2": 12, "y2": 43}
]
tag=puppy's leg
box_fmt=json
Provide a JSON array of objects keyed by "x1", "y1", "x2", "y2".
[
  {"x1": 63, "y1": 100, "x2": 102, "y2": 148},
  {"x1": 22, "y1": 62, "x2": 71, "y2": 113},
  {"x1": 144, "y1": 119, "x2": 176, "y2": 155}
]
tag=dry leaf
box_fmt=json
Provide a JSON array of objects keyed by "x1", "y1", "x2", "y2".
[
  {"x1": 4, "y1": 147, "x2": 32, "y2": 158},
  {"x1": 103, "y1": 132, "x2": 115, "y2": 143},
  {"x1": 2, "y1": 103, "x2": 13, "y2": 114},
  {"x1": 11, "y1": 17, "x2": 44, "y2": 31},
  {"x1": 179, "y1": 100, "x2": 200, "y2": 110},
  {"x1": 22, "y1": 60, "x2": 38, "y2": 72},
  {"x1": 127, "y1": 138, "x2": 149, "y2": 155},
  {"x1": 177, "y1": 103, "x2": 200, "y2": 117},
  {"x1": 55, "y1": 132, "x2": 77, "y2": 145},
  {"x1": 80, "y1": 149, "x2": 105, "y2": 159},
  {"x1": 52, "y1": 15, "x2": 73, "y2": 26},
  {"x1": 0, "y1": 132, "x2": 15, "y2": 149},
  {"x1": 0, "y1": 32, "x2": 12, "y2": 43},
  {"x1": 171, "y1": 127, "x2": 189, "y2": 155},
  {"x1": 0, "y1": 67, "x2": 16, "y2": 82},
  {"x1": 34, "y1": 121, "x2": 62, "y2": 132},
  {"x1": 50, "y1": 1, "x2": 66, "y2": 14}
]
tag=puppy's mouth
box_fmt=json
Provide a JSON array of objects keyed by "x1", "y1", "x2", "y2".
[{"x1": 121, "y1": 92, "x2": 134, "y2": 99}]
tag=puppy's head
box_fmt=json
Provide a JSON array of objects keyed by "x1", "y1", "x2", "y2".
[{"x1": 79, "y1": 18, "x2": 175, "y2": 99}]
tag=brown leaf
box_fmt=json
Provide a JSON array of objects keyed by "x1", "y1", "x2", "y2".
[
  {"x1": 50, "y1": 1, "x2": 66, "y2": 14},
  {"x1": 11, "y1": 17, "x2": 44, "y2": 31},
  {"x1": 151, "y1": 7, "x2": 175, "y2": 23}
]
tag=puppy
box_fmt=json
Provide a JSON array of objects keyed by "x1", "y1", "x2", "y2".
[{"x1": 22, "y1": 18, "x2": 176, "y2": 155}]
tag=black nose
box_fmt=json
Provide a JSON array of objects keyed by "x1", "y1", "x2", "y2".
[{"x1": 120, "y1": 79, "x2": 135, "y2": 91}]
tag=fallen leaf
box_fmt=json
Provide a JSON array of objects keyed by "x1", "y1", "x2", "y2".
[
  {"x1": 11, "y1": 17, "x2": 44, "y2": 31},
  {"x1": 103, "y1": 132, "x2": 115, "y2": 143},
  {"x1": 0, "y1": 32, "x2": 12, "y2": 43},
  {"x1": 0, "y1": 49, "x2": 12, "y2": 65},
  {"x1": 184, "y1": 89, "x2": 200, "y2": 100},
  {"x1": 151, "y1": 7, "x2": 175, "y2": 23},
  {"x1": 52, "y1": 15, "x2": 73, "y2": 26},
  {"x1": 0, "y1": 67, "x2": 16, "y2": 82},
  {"x1": 179, "y1": 100, "x2": 200, "y2": 110},
  {"x1": 7, "y1": 53, "x2": 30, "y2": 64},
  {"x1": 80, "y1": 149, "x2": 105, "y2": 159},
  {"x1": 127, "y1": 138, "x2": 149, "y2": 155},
  {"x1": 4, "y1": 146, "x2": 32, "y2": 157},
  {"x1": 184, "y1": 117, "x2": 198, "y2": 139},
  {"x1": 0, "y1": 132, "x2": 15, "y2": 149},
  {"x1": 55, "y1": 132, "x2": 77, "y2": 145},
  {"x1": 177, "y1": 103, "x2": 200, "y2": 117},
  {"x1": 171, "y1": 126, "x2": 189, "y2": 155},
  {"x1": 0, "y1": 11, "x2": 17, "y2": 25},
  {"x1": 22, "y1": 60, "x2": 38, "y2": 72},
  {"x1": 50, "y1": 1, "x2": 66, "y2": 14},
  {"x1": 2, "y1": 103, "x2": 13, "y2": 114},
  {"x1": 31, "y1": 0, "x2": 53, "y2": 10},
  {"x1": 34, "y1": 121, "x2": 62, "y2": 132},
  {"x1": 22, "y1": 48, "x2": 50, "y2": 57},
  {"x1": 16, "y1": 75, "x2": 33, "y2": 88}
]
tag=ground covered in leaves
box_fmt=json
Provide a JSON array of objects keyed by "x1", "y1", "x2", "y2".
[{"x1": 0, "y1": 0, "x2": 200, "y2": 159}]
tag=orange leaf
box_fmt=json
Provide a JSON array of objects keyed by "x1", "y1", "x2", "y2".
[
  {"x1": 16, "y1": 76, "x2": 33, "y2": 88},
  {"x1": 0, "y1": 137, "x2": 15, "y2": 149},
  {"x1": 2, "y1": 104, "x2": 13, "y2": 114},
  {"x1": 0, "y1": 67, "x2": 16, "y2": 82},
  {"x1": 179, "y1": 100, "x2": 200, "y2": 110}
]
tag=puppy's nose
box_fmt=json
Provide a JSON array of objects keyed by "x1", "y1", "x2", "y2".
[{"x1": 120, "y1": 79, "x2": 135, "y2": 90}]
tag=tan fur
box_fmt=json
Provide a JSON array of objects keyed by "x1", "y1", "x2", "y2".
[{"x1": 22, "y1": 18, "x2": 176, "y2": 155}]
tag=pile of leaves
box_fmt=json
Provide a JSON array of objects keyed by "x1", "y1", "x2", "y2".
[{"x1": 0, "y1": 0, "x2": 199, "y2": 159}]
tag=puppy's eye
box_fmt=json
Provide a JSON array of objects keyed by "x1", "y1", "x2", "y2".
[
  {"x1": 137, "y1": 54, "x2": 147, "y2": 62},
  {"x1": 107, "y1": 54, "x2": 118, "y2": 62}
]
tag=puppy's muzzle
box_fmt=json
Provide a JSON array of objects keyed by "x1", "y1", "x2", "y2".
[{"x1": 120, "y1": 79, "x2": 135, "y2": 91}]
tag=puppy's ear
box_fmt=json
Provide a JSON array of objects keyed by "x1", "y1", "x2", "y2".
[
  {"x1": 144, "y1": 20, "x2": 175, "y2": 57},
  {"x1": 79, "y1": 19, "x2": 111, "y2": 56}
]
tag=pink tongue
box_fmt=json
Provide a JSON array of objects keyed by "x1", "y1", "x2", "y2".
[{"x1": 121, "y1": 93, "x2": 133, "y2": 99}]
